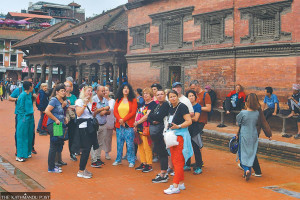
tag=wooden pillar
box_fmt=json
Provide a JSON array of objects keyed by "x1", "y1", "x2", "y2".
[
  {"x1": 88, "y1": 65, "x2": 93, "y2": 84},
  {"x1": 40, "y1": 64, "x2": 46, "y2": 83},
  {"x1": 65, "y1": 66, "x2": 70, "y2": 78},
  {"x1": 33, "y1": 64, "x2": 38, "y2": 83},
  {"x1": 61, "y1": 66, "x2": 66, "y2": 82},
  {"x1": 77, "y1": 65, "x2": 82, "y2": 85},
  {"x1": 95, "y1": 65, "x2": 99, "y2": 81},
  {"x1": 99, "y1": 64, "x2": 103, "y2": 85},
  {"x1": 48, "y1": 65, "x2": 53, "y2": 89},
  {"x1": 58, "y1": 66, "x2": 61, "y2": 82},
  {"x1": 119, "y1": 64, "x2": 123, "y2": 87},
  {"x1": 72, "y1": 66, "x2": 76, "y2": 80},
  {"x1": 106, "y1": 65, "x2": 109, "y2": 85},
  {"x1": 28, "y1": 64, "x2": 32, "y2": 78},
  {"x1": 113, "y1": 63, "x2": 118, "y2": 96}
]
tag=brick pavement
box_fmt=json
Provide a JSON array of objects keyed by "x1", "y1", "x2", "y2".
[{"x1": 0, "y1": 100, "x2": 299, "y2": 200}]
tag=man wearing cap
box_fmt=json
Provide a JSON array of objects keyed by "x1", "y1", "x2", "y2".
[
  {"x1": 286, "y1": 84, "x2": 300, "y2": 139},
  {"x1": 172, "y1": 82, "x2": 194, "y2": 115}
]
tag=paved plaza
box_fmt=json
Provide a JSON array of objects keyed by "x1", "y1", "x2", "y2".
[{"x1": 0, "y1": 100, "x2": 299, "y2": 199}]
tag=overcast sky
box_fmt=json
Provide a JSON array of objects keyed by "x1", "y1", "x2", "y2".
[{"x1": 0, "y1": 0, "x2": 128, "y2": 18}]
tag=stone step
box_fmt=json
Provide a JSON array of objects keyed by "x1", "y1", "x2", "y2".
[
  {"x1": 202, "y1": 129, "x2": 300, "y2": 166},
  {"x1": 0, "y1": 156, "x2": 44, "y2": 192}
]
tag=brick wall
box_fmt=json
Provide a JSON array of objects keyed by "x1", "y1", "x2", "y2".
[
  {"x1": 127, "y1": 62, "x2": 160, "y2": 89},
  {"x1": 126, "y1": 0, "x2": 299, "y2": 103}
]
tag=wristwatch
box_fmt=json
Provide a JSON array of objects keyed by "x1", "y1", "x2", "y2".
[{"x1": 178, "y1": 125, "x2": 182, "y2": 129}]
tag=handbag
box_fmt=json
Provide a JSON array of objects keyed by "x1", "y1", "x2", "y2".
[
  {"x1": 87, "y1": 105, "x2": 99, "y2": 133},
  {"x1": 142, "y1": 126, "x2": 150, "y2": 136},
  {"x1": 163, "y1": 103, "x2": 181, "y2": 148},
  {"x1": 53, "y1": 123, "x2": 63, "y2": 136},
  {"x1": 163, "y1": 130, "x2": 179, "y2": 148},
  {"x1": 134, "y1": 130, "x2": 143, "y2": 145}
]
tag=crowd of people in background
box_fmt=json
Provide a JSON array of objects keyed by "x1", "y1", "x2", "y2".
[{"x1": 1, "y1": 74, "x2": 299, "y2": 195}]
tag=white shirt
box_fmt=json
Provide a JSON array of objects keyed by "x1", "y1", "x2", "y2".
[
  {"x1": 106, "y1": 98, "x2": 116, "y2": 129},
  {"x1": 75, "y1": 99, "x2": 93, "y2": 128},
  {"x1": 179, "y1": 95, "x2": 194, "y2": 114}
]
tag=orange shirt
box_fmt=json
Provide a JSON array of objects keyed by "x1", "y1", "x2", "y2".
[{"x1": 197, "y1": 91, "x2": 211, "y2": 124}]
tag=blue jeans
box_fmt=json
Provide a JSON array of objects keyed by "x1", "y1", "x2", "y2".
[
  {"x1": 238, "y1": 138, "x2": 251, "y2": 174},
  {"x1": 115, "y1": 126, "x2": 135, "y2": 164},
  {"x1": 37, "y1": 111, "x2": 46, "y2": 133}
]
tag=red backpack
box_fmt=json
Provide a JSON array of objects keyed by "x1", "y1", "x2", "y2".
[{"x1": 36, "y1": 94, "x2": 40, "y2": 107}]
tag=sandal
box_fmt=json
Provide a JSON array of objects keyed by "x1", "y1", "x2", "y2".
[{"x1": 245, "y1": 170, "x2": 250, "y2": 181}]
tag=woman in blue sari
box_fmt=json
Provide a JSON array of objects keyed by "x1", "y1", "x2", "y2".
[{"x1": 15, "y1": 81, "x2": 34, "y2": 162}]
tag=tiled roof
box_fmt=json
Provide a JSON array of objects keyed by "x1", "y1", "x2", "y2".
[
  {"x1": 12, "y1": 21, "x2": 77, "y2": 49},
  {"x1": 8, "y1": 12, "x2": 53, "y2": 19},
  {"x1": 53, "y1": 5, "x2": 127, "y2": 41},
  {"x1": 0, "y1": 28, "x2": 39, "y2": 40}
]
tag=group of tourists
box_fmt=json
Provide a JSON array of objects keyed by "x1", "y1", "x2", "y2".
[{"x1": 5, "y1": 74, "x2": 300, "y2": 195}]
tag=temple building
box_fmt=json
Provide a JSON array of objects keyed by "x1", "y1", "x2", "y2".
[{"x1": 125, "y1": 0, "x2": 299, "y2": 103}]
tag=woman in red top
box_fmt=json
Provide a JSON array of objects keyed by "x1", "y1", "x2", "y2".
[
  {"x1": 223, "y1": 84, "x2": 246, "y2": 114},
  {"x1": 113, "y1": 84, "x2": 138, "y2": 167}
]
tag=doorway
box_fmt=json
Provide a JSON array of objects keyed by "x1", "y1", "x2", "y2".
[{"x1": 169, "y1": 66, "x2": 181, "y2": 88}]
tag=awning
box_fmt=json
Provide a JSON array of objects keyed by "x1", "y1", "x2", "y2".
[
  {"x1": 0, "y1": 67, "x2": 6, "y2": 73},
  {"x1": 22, "y1": 67, "x2": 34, "y2": 73}
]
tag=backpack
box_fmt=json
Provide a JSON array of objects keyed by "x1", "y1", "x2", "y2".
[{"x1": 36, "y1": 93, "x2": 40, "y2": 107}]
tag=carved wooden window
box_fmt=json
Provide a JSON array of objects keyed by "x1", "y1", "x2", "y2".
[
  {"x1": 194, "y1": 9, "x2": 233, "y2": 45},
  {"x1": 150, "y1": 6, "x2": 194, "y2": 51},
  {"x1": 239, "y1": 1, "x2": 292, "y2": 43},
  {"x1": 166, "y1": 21, "x2": 181, "y2": 45},
  {"x1": 129, "y1": 24, "x2": 150, "y2": 50}
]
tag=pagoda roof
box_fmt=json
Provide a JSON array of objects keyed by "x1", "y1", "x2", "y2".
[
  {"x1": 12, "y1": 20, "x2": 77, "y2": 49},
  {"x1": 53, "y1": 5, "x2": 127, "y2": 41}
]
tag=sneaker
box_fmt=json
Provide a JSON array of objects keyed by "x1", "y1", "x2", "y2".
[
  {"x1": 282, "y1": 133, "x2": 292, "y2": 138},
  {"x1": 152, "y1": 156, "x2": 159, "y2": 163},
  {"x1": 112, "y1": 161, "x2": 122, "y2": 166},
  {"x1": 152, "y1": 174, "x2": 169, "y2": 183},
  {"x1": 105, "y1": 153, "x2": 111, "y2": 160},
  {"x1": 129, "y1": 163, "x2": 135, "y2": 168},
  {"x1": 142, "y1": 165, "x2": 153, "y2": 173},
  {"x1": 48, "y1": 167, "x2": 62, "y2": 173},
  {"x1": 16, "y1": 157, "x2": 25, "y2": 162},
  {"x1": 135, "y1": 163, "x2": 145, "y2": 170},
  {"x1": 70, "y1": 154, "x2": 77, "y2": 161},
  {"x1": 77, "y1": 170, "x2": 92, "y2": 179},
  {"x1": 91, "y1": 161, "x2": 101, "y2": 168},
  {"x1": 167, "y1": 168, "x2": 175, "y2": 176},
  {"x1": 31, "y1": 150, "x2": 37, "y2": 154},
  {"x1": 85, "y1": 169, "x2": 93, "y2": 176},
  {"x1": 55, "y1": 162, "x2": 62, "y2": 167},
  {"x1": 252, "y1": 173, "x2": 262, "y2": 177},
  {"x1": 58, "y1": 161, "x2": 67, "y2": 165},
  {"x1": 96, "y1": 159, "x2": 105, "y2": 166},
  {"x1": 193, "y1": 167, "x2": 202, "y2": 175},
  {"x1": 294, "y1": 134, "x2": 300, "y2": 139},
  {"x1": 179, "y1": 183, "x2": 186, "y2": 190},
  {"x1": 122, "y1": 155, "x2": 127, "y2": 160},
  {"x1": 28, "y1": 155, "x2": 32, "y2": 158},
  {"x1": 184, "y1": 165, "x2": 191, "y2": 171},
  {"x1": 164, "y1": 185, "x2": 180, "y2": 195}
]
